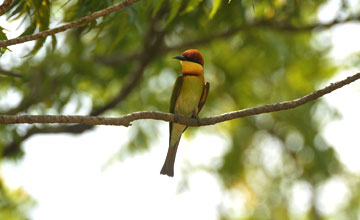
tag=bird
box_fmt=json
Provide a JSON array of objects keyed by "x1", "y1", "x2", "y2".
[{"x1": 160, "y1": 49, "x2": 210, "y2": 177}]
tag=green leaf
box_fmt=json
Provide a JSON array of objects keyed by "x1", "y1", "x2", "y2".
[
  {"x1": 6, "y1": 0, "x2": 21, "y2": 12},
  {"x1": 37, "y1": 0, "x2": 51, "y2": 31},
  {"x1": 24, "y1": 38, "x2": 46, "y2": 57},
  {"x1": 165, "y1": 0, "x2": 182, "y2": 26},
  {"x1": 0, "y1": 27, "x2": 9, "y2": 56},
  {"x1": 209, "y1": 0, "x2": 222, "y2": 19},
  {"x1": 0, "y1": 27, "x2": 8, "y2": 40},
  {"x1": 19, "y1": 22, "x2": 36, "y2": 37},
  {"x1": 181, "y1": 0, "x2": 204, "y2": 15},
  {"x1": 51, "y1": 35, "x2": 57, "y2": 52},
  {"x1": 108, "y1": 14, "x2": 128, "y2": 53},
  {"x1": 84, "y1": 20, "x2": 98, "y2": 34},
  {"x1": 8, "y1": 0, "x2": 25, "y2": 19},
  {"x1": 152, "y1": 0, "x2": 165, "y2": 18}
]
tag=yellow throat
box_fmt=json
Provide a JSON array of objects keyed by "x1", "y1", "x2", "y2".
[{"x1": 181, "y1": 61, "x2": 204, "y2": 76}]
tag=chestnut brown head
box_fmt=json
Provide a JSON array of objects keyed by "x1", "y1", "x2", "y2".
[{"x1": 173, "y1": 49, "x2": 204, "y2": 66}]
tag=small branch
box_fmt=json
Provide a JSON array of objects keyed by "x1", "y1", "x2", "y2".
[
  {"x1": 0, "y1": 0, "x2": 12, "y2": 16},
  {"x1": 0, "y1": 0, "x2": 140, "y2": 48},
  {"x1": 90, "y1": 18, "x2": 165, "y2": 115},
  {"x1": 1, "y1": 13, "x2": 166, "y2": 156},
  {"x1": 96, "y1": 15, "x2": 360, "y2": 66},
  {"x1": 0, "y1": 114, "x2": 134, "y2": 126},
  {"x1": 1, "y1": 72, "x2": 359, "y2": 126},
  {"x1": 271, "y1": 15, "x2": 360, "y2": 32},
  {"x1": 170, "y1": 15, "x2": 360, "y2": 47},
  {"x1": 0, "y1": 68, "x2": 22, "y2": 78}
]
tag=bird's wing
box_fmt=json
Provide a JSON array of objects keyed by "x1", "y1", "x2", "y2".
[
  {"x1": 169, "y1": 75, "x2": 184, "y2": 135},
  {"x1": 197, "y1": 82, "x2": 210, "y2": 114}
]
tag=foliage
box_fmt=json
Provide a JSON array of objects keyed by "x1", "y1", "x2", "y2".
[
  {"x1": 0, "y1": 177, "x2": 34, "y2": 220},
  {"x1": 0, "y1": 0, "x2": 360, "y2": 219}
]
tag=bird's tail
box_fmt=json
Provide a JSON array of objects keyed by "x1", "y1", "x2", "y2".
[{"x1": 160, "y1": 139, "x2": 180, "y2": 177}]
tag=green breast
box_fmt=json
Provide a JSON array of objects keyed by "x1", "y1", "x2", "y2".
[{"x1": 174, "y1": 75, "x2": 204, "y2": 116}]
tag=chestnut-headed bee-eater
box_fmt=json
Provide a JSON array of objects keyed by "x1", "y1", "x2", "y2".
[{"x1": 160, "y1": 49, "x2": 210, "y2": 177}]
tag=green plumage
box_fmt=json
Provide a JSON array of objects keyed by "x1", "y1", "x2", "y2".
[{"x1": 160, "y1": 74, "x2": 209, "y2": 177}]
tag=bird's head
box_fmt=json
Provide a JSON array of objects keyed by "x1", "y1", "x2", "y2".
[{"x1": 173, "y1": 49, "x2": 204, "y2": 76}]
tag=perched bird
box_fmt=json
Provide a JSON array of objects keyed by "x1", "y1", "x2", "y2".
[{"x1": 160, "y1": 49, "x2": 210, "y2": 177}]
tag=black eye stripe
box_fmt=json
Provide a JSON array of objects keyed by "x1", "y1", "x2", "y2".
[{"x1": 185, "y1": 57, "x2": 203, "y2": 66}]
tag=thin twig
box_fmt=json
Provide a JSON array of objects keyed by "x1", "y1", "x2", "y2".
[
  {"x1": 0, "y1": 0, "x2": 140, "y2": 47},
  {"x1": 267, "y1": 15, "x2": 360, "y2": 32},
  {"x1": 0, "y1": 0, "x2": 12, "y2": 16},
  {"x1": 1, "y1": 13, "x2": 165, "y2": 156},
  {"x1": 90, "y1": 21, "x2": 165, "y2": 116},
  {"x1": 95, "y1": 15, "x2": 360, "y2": 66},
  {"x1": 1, "y1": 72, "x2": 359, "y2": 126},
  {"x1": 0, "y1": 67, "x2": 22, "y2": 77}
]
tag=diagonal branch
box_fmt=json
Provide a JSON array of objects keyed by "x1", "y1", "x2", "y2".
[
  {"x1": 1, "y1": 15, "x2": 165, "y2": 156},
  {"x1": 0, "y1": 0, "x2": 140, "y2": 47},
  {"x1": 1, "y1": 72, "x2": 359, "y2": 126},
  {"x1": 0, "y1": 67, "x2": 22, "y2": 77},
  {"x1": 266, "y1": 14, "x2": 360, "y2": 32},
  {"x1": 90, "y1": 28, "x2": 165, "y2": 116},
  {"x1": 0, "y1": 0, "x2": 12, "y2": 16},
  {"x1": 95, "y1": 14, "x2": 360, "y2": 66}
]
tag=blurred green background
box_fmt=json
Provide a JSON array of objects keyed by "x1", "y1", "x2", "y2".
[{"x1": 1, "y1": 0, "x2": 360, "y2": 219}]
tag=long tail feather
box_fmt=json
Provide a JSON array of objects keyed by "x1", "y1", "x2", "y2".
[{"x1": 160, "y1": 139, "x2": 180, "y2": 177}]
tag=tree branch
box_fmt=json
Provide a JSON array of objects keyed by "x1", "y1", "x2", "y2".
[
  {"x1": 0, "y1": 67, "x2": 22, "y2": 78},
  {"x1": 95, "y1": 15, "x2": 360, "y2": 66},
  {"x1": 268, "y1": 15, "x2": 360, "y2": 32},
  {"x1": 1, "y1": 72, "x2": 359, "y2": 126},
  {"x1": 1, "y1": 13, "x2": 166, "y2": 156},
  {"x1": 90, "y1": 23, "x2": 165, "y2": 116},
  {"x1": 0, "y1": 0, "x2": 12, "y2": 16},
  {"x1": 0, "y1": 0, "x2": 140, "y2": 48},
  {"x1": 183, "y1": 15, "x2": 360, "y2": 47}
]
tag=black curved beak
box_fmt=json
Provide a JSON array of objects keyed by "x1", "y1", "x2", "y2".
[{"x1": 173, "y1": 55, "x2": 188, "y2": 61}]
